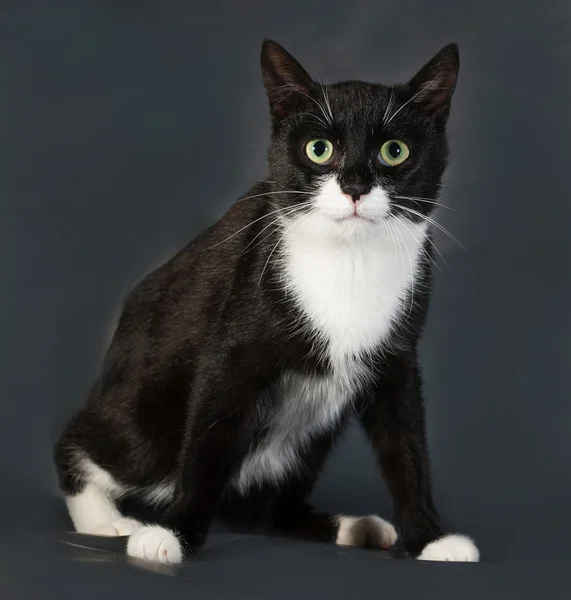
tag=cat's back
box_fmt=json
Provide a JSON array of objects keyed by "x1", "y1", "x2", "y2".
[
  {"x1": 117, "y1": 188, "x2": 269, "y2": 336},
  {"x1": 92, "y1": 186, "x2": 278, "y2": 407}
]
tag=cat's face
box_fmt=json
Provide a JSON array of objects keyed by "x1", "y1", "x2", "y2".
[{"x1": 261, "y1": 40, "x2": 459, "y2": 240}]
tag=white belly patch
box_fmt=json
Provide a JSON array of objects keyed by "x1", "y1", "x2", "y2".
[{"x1": 233, "y1": 369, "x2": 360, "y2": 493}]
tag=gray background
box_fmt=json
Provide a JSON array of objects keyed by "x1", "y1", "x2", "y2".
[{"x1": 1, "y1": 0, "x2": 570, "y2": 597}]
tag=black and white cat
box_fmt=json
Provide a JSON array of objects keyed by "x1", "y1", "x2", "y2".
[{"x1": 54, "y1": 40, "x2": 479, "y2": 564}]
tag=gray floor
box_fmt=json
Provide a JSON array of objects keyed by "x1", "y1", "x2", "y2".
[
  {"x1": 1, "y1": 500, "x2": 567, "y2": 600},
  {"x1": 2, "y1": 1, "x2": 571, "y2": 598}
]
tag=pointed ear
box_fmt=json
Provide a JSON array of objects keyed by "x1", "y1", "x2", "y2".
[
  {"x1": 407, "y1": 43, "x2": 459, "y2": 120},
  {"x1": 261, "y1": 39, "x2": 313, "y2": 122}
]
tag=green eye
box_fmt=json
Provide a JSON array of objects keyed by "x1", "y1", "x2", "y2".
[
  {"x1": 379, "y1": 140, "x2": 410, "y2": 166},
  {"x1": 305, "y1": 139, "x2": 334, "y2": 164}
]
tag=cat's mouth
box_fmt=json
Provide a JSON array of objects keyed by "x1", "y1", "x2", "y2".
[{"x1": 333, "y1": 213, "x2": 377, "y2": 223}]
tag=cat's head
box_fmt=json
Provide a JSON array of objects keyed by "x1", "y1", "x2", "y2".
[{"x1": 260, "y1": 40, "x2": 459, "y2": 240}]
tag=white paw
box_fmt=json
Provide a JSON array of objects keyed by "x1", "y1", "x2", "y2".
[
  {"x1": 417, "y1": 534, "x2": 479, "y2": 562},
  {"x1": 126, "y1": 525, "x2": 183, "y2": 564},
  {"x1": 336, "y1": 515, "x2": 398, "y2": 549},
  {"x1": 92, "y1": 518, "x2": 143, "y2": 537}
]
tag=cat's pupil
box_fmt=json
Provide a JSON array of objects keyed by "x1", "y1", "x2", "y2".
[
  {"x1": 388, "y1": 142, "x2": 401, "y2": 159},
  {"x1": 313, "y1": 140, "x2": 327, "y2": 156}
]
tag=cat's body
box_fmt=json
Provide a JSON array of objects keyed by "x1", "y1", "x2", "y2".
[{"x1": 55, "y1": 41, "x2": 479, "y2": 564}]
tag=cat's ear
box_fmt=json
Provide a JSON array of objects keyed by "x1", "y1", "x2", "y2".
[
  {"x1": 261, "y1": 40, "x2": 313, "y2": 122},
  {"x1": 407, "y1": 43, "x2": 459, "y2": 120}
]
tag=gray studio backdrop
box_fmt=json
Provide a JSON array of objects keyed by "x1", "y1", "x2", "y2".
[{"x1": 2, "y1": 0, "x2": 571, "y2": 564}]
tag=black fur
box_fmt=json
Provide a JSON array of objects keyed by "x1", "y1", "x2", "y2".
[{"x1": 54, "y1": 39, "x2": 460, "y2": 558}]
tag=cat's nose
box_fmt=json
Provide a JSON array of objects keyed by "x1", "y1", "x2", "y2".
[
  {"x1": 340, "y1": 182, "x2": 371, "y2": 202},
  {"x1": 341, "y1": 189, "x2": 370, "y2": 203}
]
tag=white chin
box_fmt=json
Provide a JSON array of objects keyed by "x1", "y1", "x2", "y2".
[{"x1": 332, "y1": 215, "x2": 378, "y2": 235}]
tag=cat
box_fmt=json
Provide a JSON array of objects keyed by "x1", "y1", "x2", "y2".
[{"x1": 54, "y1": 39, "x2": 479, "y2": 564}]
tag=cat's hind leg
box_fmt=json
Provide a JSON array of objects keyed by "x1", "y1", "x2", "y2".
[
  {"x1": 67, "y1": 484, "x2": 142, "y2": 537},
  {"x1": 56, "y1": 444, "x2": 142, "y2": 537},
  {"x1": 57, "y1": 444, "x2": 183, "y2": 563}
]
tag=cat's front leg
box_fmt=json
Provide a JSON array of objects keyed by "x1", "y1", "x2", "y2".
[
  {"x1": 358, "y1": 350, "x2": 479, "y2": 562},
  {"x1": 127, "y1": 357, "x2": 267, "y2": 564}
]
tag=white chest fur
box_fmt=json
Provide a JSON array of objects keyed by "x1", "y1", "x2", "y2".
[
  {"x1": 233, "y1": 214, "x2": 427, "y2": 494},
  {"x1": 282, "y1": 214, "x2": 427, "y2": 363}
]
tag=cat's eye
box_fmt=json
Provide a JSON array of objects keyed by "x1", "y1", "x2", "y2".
[
  {"x1": 379, "y1": 140, "x2": 410, "y2": 166},
  {"x1": 305, "y1": 139, "x2": 334, "y2": 164}
]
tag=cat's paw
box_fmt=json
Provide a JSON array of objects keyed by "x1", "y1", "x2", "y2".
[
  {"x1": 417, "y1": 534, "x2": 479, "y2": 562},
  {"x1": 92, "y1": 518, "x2": 143, "y2": 537},
  {"x1": 126, "y1": 525, "x2": 183, "y2": 564},
  {"x1": 336, "y1": 515, "x2": 398, "y2": 549}
]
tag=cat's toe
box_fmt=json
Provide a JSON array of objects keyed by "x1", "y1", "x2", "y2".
[
  {"x1": 92, "y1": 518, "x2": 143, "y2": 537},
  {"x1": 336, "y1": 515, "x2": 398, "y2": 549},
  {"x1": 417, "y1": 534, "x2": 479, "y2": 562},
  {"x1": 126, "y1": 525, "x2": 183, "y2": 564}
]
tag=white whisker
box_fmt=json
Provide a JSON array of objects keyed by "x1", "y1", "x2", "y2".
[
  {"x1": 241, "y1": 203, "x2": 313, "y2": 256},
  {"x1": 274, "y1": 83, "x2": 333, "y2": 127},
  {"x1": 316, "y1": 75, "x2": 334, "y2": 124},
  {"x1": 276, "y1": 111, "x2": 328, "y2": 129},
  {"x1": 382, "y1": 217, "x2": 398, "y2": 259},
  {"x1": 382, "y1": 88, "x2": 397, "y2": 127},
  {"x1": 399, "y1": 216, "x2": 456, "y2": 277},
  {"x1": 386, "y1": 220, "x2": 410, "y2": 315},
  {"x1": 393, "y1": 221, "x2": 416, "y2": 316},
  {"x1": 385, "y1": 70, "x2": 443, "y2": 126},
  {"x1": 233, "y1": 190, "x2": 314, "y2": 205},
  {"x1": 204, "y1": 200, "x2": 313, "y2": 250},
  {"x1": 394, "y1": 195, "x2": 460, "y2": 214},
  {"x1": 258, "y1": 210, "x2": 315, "y2": 285},
  {"x1": 397, "y1": 216, "x2": 442, "y2": 274},
  {"x1": 396, "y1": 205, "x2": 468, "y2": 254}
]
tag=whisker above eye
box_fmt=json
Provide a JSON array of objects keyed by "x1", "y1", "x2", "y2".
[
  {"x1": 316, "y1": 75, "x2": 335, "y2": 124},
  {"x1": 382, "y1": 88, "x2": 397, "y2": 127},
  {"x1": 276, "y1": 111, "x2": 329, "y2": 129},
  {"x1": 273, "y1": 83, "x2": 333, "y2": 128},
  {"x1": 384, "y1": 70, "x2": 444, "y2": 126}
]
